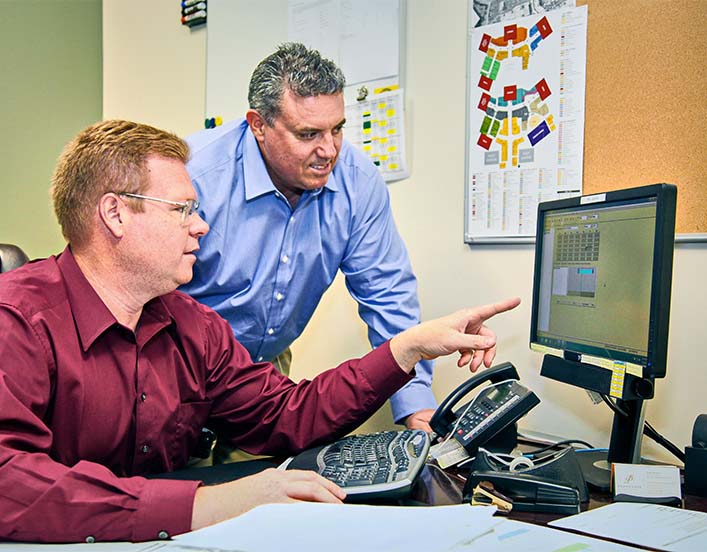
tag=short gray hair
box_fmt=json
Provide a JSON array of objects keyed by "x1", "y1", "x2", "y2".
[{"x1": 248, "y1": 42, "x2": 346, "y2": 125}]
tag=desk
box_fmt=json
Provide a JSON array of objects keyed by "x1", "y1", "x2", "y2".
[
  {"x1": 156, "y1": 453, "x2": 707, "y2": 522},
  {"x1": 155, "y1": 458, "x2": 707, "y2": 551},
  {"x1": 404, "y1": 462, "x2": 707, "y2": 522},
  {"x1": 2, "y1": 454, "x2": 704, "y2": 551}
]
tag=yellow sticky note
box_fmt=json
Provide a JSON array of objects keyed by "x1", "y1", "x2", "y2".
[
  {"x1": 373, "y1": 84, "x2": 399, "y2": 94},
  {"x1": 609, "y1": 364, "x2": 626, "y2": 399}
]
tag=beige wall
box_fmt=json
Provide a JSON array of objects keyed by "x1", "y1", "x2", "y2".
[
  {"x1": 103, "y1": 0, "x2": 707, "y2": 463},
  {"x1": 0, "y1": 0, "x2": 102, "y2": 259},
  {"x1": 102, "y1": 0, "x2": 206, "y2": 137}
]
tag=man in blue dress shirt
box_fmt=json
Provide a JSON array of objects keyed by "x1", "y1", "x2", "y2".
[{"x1": 181, "y1": 43, "x2": 435, "y2": 442}]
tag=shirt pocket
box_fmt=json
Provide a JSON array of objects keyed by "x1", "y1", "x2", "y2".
[{"x1": 171, "y1": 400, "x2": 212, "y2": 467}]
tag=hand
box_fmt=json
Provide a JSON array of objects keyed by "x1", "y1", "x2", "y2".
[
  {"x1": 404, "y1": 408, "x2": 436, "y2": 432},
  {"x1": 390, "y1": 297, "x2": 521, "y2": 374},
  {"x1": 191, "y1": 468, "x2": 346, "y2": 530}
]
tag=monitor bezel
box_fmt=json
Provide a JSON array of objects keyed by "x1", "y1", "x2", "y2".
[{"x1": 529, "y1": 183, "x2": 677, "y2": 385}]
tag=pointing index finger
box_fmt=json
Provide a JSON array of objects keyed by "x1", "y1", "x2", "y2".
[{"x1": 472, "y1": 297, "x2": 521, "y2": 322}]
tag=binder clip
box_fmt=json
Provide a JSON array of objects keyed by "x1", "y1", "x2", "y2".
[{"x1": 470, "y1": 480, "x2": 513, "y2": 514}]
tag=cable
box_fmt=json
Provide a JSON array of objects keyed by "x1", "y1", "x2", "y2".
[
  {"x1": 600, "y1": 394, "x2": 685, "y2": 464},
  {"x1": 522, "y1": 439, "x2": 595, "y2": 458},
  {"x1": 476, "y1": 447, "x2": 516, "y2": 467},
  {"x1": 601, "y1": 394, "x2": 628, "y2": 417},
  {"x1": 644, "y1": 420, "x2": 685, "y2": 463}
]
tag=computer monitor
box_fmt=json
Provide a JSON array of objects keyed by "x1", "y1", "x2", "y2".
[{"x1": 529, "y1": 183, "x2": 677, "y2": 490}]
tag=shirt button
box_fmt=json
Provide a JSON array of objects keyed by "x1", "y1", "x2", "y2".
[
  {"x1": 85, "y1": 536, "x2": 96, "y2": 543},
  {"x1": 281, "y1": 254, "x2": 289, "y2": 263},
  {"x1": 141, "y1": 392, "x2": 147, "y2": 401},
  {"x1": 158, "y1": 530, "x2": 169, "y2": 540},
  {"x1": 275, "y1": 292, "x2": 284, "y2": 301},
  {"x1": 267, "y1": 328, "x2": 274, "y2": 335},
  {"x1": 257, "y1": 356, "x2": 264, "y2": 361},
  {"x1": 290, "y1": 216, "x2": 295, "y2": 222},
  {"x1": 141, "y1": 444, "x2": 150, "y2": 453}
]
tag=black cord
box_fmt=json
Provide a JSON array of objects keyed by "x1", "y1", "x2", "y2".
[
  {"x1": 601, "y1": 394, "x2": 628, "y2": 417},
  {"x1": 600, "y1": 394, "x2": 685, "y2": 464},
  {"x1": 644, "y1": 420, "x2": 686, "y2": 463},
  {"x1": 523, "y1": 439, "x2": 595, "y2": 458}
]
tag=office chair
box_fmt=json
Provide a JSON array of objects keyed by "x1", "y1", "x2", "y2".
[{"x1": 0, "y1": 243, "x2": 30, "y2": 273}]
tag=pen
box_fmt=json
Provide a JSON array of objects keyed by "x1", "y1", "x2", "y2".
[
  {"x1": 183, "y1": 3, "x2": 207, "y2": 16},
  {"x1": 182, "y1": 10, "x2": 206, "y2": 24}
]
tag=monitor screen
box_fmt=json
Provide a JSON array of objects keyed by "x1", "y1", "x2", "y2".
[
  {"x1": 534, "y1": 198, "x2": 656, "y2": 366},
  {"x1": 530, "y1": 184, "x2": 676, "y2": 396},
  {"x1": 529, "y1": 184, "x2": 676, "y2": 488}
]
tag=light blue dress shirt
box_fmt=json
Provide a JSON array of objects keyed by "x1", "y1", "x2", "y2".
[{"x1": 180, "y1": 118, "x2": 436, "y2": 423}]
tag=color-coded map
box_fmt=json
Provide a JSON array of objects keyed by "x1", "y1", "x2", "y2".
[
  {"x1": 466, "y1": 7, "x2": 587, "y2": 240},
  {"x1": 475, "y1": 17, "x2": 555, "y2": 169}
]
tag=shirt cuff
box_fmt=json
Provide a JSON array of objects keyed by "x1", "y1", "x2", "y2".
[
  {"x1": 358, "y1": 340, "x2": 414, "y2": 399},
  {"x1": 389, "y1": 358, "x2": 437, "y2": 424},
  {"x1": 132, "y1": 478, "x2": 201, "y2": 542}
]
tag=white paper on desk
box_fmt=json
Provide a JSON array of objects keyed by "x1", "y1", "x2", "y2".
[
  {"x1": 170, "y1": 503, "x2": 502, "y2": 552},
  {"x1": 550, "y1": 502, "x2": 707, "y2": 551},
  {"x1": 463, "y1": 518, "x2": 643, "y2": 551}
]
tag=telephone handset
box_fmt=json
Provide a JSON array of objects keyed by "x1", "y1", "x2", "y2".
[{"x1": 430, "y1": 362, "x2": 540, "y2": 455}]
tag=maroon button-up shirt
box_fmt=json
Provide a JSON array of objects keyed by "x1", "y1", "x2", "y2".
[{"x1": 0, "y1": 248, "x2": 411, "y2": 543}]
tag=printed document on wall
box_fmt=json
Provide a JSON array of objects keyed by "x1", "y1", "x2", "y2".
[
  {"x1": 345, "y1": 88, "x2": 409, "y2": 182},
  {"x1": 288, "y1": 0, "x2": 400, "y2": 86},
  {"x1": 465, "y1": 6, "x2": 587, "y2": 240}
]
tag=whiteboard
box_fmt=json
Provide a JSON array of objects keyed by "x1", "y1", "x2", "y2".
[{"x1": 205, "y1": 0, "x2": 405, "y2": 121}]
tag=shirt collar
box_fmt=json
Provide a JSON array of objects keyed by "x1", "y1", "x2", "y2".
[
  {"x1": 57, "y1": 246, "x2": 174, "y2": 351},
  {"x1": 242, "y1": 125, "x2": 339, "y2": 201}
]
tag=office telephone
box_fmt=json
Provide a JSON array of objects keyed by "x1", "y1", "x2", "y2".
[{"x1": 429, "y1": 362, "x2": 540, "y2": 457}]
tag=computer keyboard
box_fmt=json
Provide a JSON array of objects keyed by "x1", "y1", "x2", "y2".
[{"x1": 281, "y1": 429, "x2": 431, "y2": 500}]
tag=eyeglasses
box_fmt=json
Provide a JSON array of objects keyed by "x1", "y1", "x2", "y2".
[{"x1": 118, "y1": 192, "x2": 200, "y2": 224}]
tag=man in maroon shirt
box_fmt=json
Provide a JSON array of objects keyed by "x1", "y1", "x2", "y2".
[{"x1": 0, "y1": 120, "x2": 519, "y2": 543}]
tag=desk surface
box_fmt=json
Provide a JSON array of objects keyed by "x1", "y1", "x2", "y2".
[
  {"x1": 2, "y1": 457, "x2": 705, "y2": 551},
  {"x1": 404, "y1": 462, "x2": 707, "y2": 523},
  {"x1": 156, "y1": 451, "x2": 707, "y2": 524}
]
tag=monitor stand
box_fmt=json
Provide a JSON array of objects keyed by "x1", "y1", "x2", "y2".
[
  {"x1": 576, "y1": 451, "x2": 612, "y2": 491},
  {"x1": 577, "y1": 399, "x2": 647, "y2": 492}
]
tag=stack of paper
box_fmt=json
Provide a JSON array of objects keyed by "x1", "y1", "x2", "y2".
[{"x1": 169, "y1": 503, "x2": 502, "y2": 552}]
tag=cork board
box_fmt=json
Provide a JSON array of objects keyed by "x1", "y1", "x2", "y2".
[{"x1": 580, "y1": 0, "x2": 707, "y2": 235}]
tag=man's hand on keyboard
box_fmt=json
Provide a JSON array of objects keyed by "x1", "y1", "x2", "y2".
[
  {"x1": 390, "y1": 297, "x2": 521, "y2": 374},
  {"x1": 191, "y1": 468, "x2": 346, "y2": 530}
]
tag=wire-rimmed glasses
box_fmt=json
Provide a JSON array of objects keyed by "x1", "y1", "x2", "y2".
[{"x1": 118, "y1": 192, "x2": 200, "y2": 224}]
